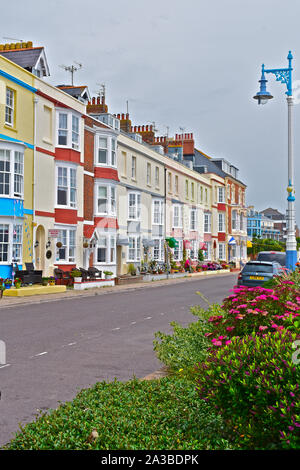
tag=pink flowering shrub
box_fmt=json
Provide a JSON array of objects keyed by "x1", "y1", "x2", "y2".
[
  {"x1": 196, "y1": 331, "x2": 300, "y2": 449},
  {"x1": 206, "y1": 279, "x2": 300, "y2": 347}
]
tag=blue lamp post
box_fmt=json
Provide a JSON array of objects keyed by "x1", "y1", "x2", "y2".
[{"x1": 253, "y1": 51, "x2": 298, "y2": 271}]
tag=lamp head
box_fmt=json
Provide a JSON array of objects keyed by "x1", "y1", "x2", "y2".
[{"x1": 253, "y1": 64, "x2": 273, "y2": 105}]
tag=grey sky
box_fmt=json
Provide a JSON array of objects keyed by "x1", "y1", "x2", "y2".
[{"x1": 2, "y1": 0, "x2": 300, "y2": 221}]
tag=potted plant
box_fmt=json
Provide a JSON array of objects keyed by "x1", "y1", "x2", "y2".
[
  {"x1": 14, "y1": 277, "x2": 22, "y2": 289},
  {"x1": 4, "y1": 278, "x2": 12, "y2": 289},
  {"x1": 0, "y1": 284, "x2": 5, "y2": 298},
  {"x1": 128, "y1": 263, "x2": 136, "y2": 276},
  {"x1": 42, "y1": 277, "x2": 49, "y2": 286},
  {"x1": 103, "y1": 270, "x2": 113, "y2": 280},
  {"x1": 48, "y1": 276, "x2": 56, "y2": 286},
  {"x1": 70, "y1": 270, "x2": 82, "y2": 282}
]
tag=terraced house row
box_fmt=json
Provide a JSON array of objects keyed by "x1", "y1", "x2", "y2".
[{"x1": 0, "y1": 41, "x2": 247, "y2": 278}]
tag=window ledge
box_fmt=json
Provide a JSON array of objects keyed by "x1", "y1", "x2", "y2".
[{"x1": 4, "y1": 124, "x2": 17, "y2": 133}]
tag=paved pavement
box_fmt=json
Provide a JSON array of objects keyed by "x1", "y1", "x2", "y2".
[{"x1": 0, "y1": 273, "x2": 236, "y2": 447}]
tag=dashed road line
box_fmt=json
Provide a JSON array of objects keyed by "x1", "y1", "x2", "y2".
[{"x1": 0, "y1": 364, "x2": 11, "y2": 369}]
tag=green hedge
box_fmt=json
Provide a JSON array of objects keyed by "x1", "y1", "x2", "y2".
[{"x1": 4, "y1": 377, "x2": 230, "y2": 450}]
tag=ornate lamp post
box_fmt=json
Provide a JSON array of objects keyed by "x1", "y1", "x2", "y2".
[{"x1": 253, "y1": 51, "x2": 297, "y2": 270}]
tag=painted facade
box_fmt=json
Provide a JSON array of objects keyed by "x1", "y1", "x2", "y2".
[
  {"x1": 0, "y1": 54, "x2": 36, "y2": 277},
  {"x1": 0, "y1": 42, "x2": 249, "y2": 279}
]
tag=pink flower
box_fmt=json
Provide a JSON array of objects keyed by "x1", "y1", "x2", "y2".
[
  {"x1": 225, "y1": 340, "x2": 231, "y2": 345},
  {"x1": 259, "y1": 326, "x2": 268, "y2": 331},
  {"x1": 235, "y1": 314, "x2": 245, "y2": 320},
  {"x1": 271, "y1": 323, "x2": 278, "y2": 329},
  {"x1": 226, "y1": 326, "x2": 235, "y2": 332}
]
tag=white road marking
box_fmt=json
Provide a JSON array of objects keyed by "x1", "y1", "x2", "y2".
[
  {"x1": 160, "y1": 312, "x2": 165, "y2": 315},
  {"x1": 145, "y1": 316, "x2": 152, "y2": 320},
  {"x1": 35, "y1": 352, "x2": 48, "y2": 356},
  {"x1": 0, "y1": 364, "x2": 11, "y2": 369},
  {"x1": 68, "y1": 342, "x2": 77, "y2": 346},
  {"x1": 131, "y1": 321, "x2": 136, "y2": 325},
  {"x1": 112, "y1": 327, "x2": 120, "y2": 331}
]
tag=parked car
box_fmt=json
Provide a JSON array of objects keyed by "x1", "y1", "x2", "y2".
[
  {"x1": 256, "y1": 251, "x2": 286, "y2": 267},
  {"x1": 237, "y1": 261, "x2": 282, "y2": 287}
]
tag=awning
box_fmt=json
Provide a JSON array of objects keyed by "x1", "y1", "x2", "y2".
[
  {"x1": 200, "y1": 243, "x2": 207, "y2": 250},
  {"x1": 142, "y1": 238, "x2": 156, "y2": 248},
  {"x1": 117, "y1": 236, "x2": 129, "y2": 246},
  {"x1": 228, "y1": 236, "x2": 236, "y2": 245}
]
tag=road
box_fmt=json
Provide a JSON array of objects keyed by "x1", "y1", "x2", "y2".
[{"x1": 0, "y1": 273, "x2": 236, "y2": 446}]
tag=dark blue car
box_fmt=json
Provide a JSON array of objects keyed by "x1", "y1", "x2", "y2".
[{"x1": 237, "y1": 261, "x2": 282, "y2": 287}]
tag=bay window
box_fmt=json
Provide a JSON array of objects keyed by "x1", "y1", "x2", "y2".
[
  {"x1": 58, "y1": 113, "x2": 68, "y2": 145},
  {"x1": 0, "y1": 224, "x2": 9, "y2": 262},
  {"x1": 204, "y1": 242, "x2": 212, "y2": 260},
  {"x1": 56, "y1": 228, "x2": 76, "y2": 263},
  {"x1": 0, "y1": 148, "x2": 24, "y2": 199},
  {"x1": 128, "y1": 192, "x2": 141, "y2": 220},
  {"x1": 98, "y1": 137, "x2": 108, "y2": 164},
  {"x1": 72, "y1": 115, "x2": 79, "y2": 150},
  {"x1": 56, "y1": 165, "x2": 77, "y2": 208}
]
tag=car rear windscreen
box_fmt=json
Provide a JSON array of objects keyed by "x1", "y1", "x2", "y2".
[
  {"x1": 243, "y1": 264, "x2": 274, "y2": 273},
  {"x1": 257, "y1": 253, "x2": 286, "y2": 265}
]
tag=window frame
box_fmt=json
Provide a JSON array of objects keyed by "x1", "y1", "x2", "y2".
[
  {"x1": 5, "y1": 87, "x2": 15, "y2": 127},
  {"x1": 153, "y1": 199, "x2": 164, "y2": 225},
  {"x1": 56, "y1": 163, "x2": 77, "y2": 209},
  {"x1": 127, "y1": 235, "x2": 141, "y2": 262},
  {"x1": 173, "y1": 204, "x2": 182, "y2": 229},
  {"x1": 0, "y1": 147, "x2": 24, "y2": 199},
  {"x1": 56, "y1": 227, "x2": 76, "y2": 264},
  {"x1": 128, "y1": 191, "x2": 141, "y2": 220}
]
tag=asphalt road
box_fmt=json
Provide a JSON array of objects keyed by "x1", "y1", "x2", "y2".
[{"x1": 0, "y1": 273, "x2": 236, "y2": 446}]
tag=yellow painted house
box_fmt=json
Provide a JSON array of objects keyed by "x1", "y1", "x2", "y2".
[{"x1": 0, "y1": 45, "x2": 37, "y2": 277}]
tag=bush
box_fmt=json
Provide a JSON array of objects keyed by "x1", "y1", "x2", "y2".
[
  {"x1": 5, "y1": 377, "x2": 231, "y2": 450},
  {"x1": 196, "y1": 331, "x2": 300, "y2": 449},
  {"x1": 205, "y1": 281, "x2": 300, "y2": 347},
  {"x1": 153, "y1": 305, "x2": 222, "y2": 379}
]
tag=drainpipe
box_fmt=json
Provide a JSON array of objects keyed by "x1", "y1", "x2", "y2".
[
  {"x1": 33, "y1": 95, "x2": 38, "y2": 262},
  {"x1": 164, "y1": 167, "x2": 169, "y2": 279}
]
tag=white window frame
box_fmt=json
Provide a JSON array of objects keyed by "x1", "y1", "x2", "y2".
[
  {"x1": 95, "y1": 183, "x2": 117, "y2": 216},
  {"x1": 131, "y1": 156, "x2": 137, "y2": 179},
  {"x1": 56, "y1": 227, "x2": 76, "y2": 264},
  {"x1": 128, "y1": 191, "x2": 141, "y2": 220},
  {"x1": 218, "y1": 212, "x2": 225, "y2": 232},
  {"x1": 204, "y1": 241, "x2": 212, "y2": 261},
  {"x1": 190, "y1": 208, "x2": 197, "y2": 231},
  {"x1": 56, "y1": 163, "x2": 77, "y2": 209},
  {"x1": 56, "y1": 110, "x2": 81, "y2": 150},
  {"x1": 218, "y1": 242, "x2": 226, "y2": 260},
  {"x1": 0, "y1": 147, "x2": 24, "y2": 199},
  {"x1": 5, "y1": 87, "x2": 14, "y2": 127},
  {"x1": 218, "y1": 186, "x2": 225, "y2": 203},
  {"x1": 155, "y1": 166, "x2": 159, "y2": 187},
  {"x1": 127, "y1": 235, "x2": 141, "y2": 262},
  {"x1": 204, "y1": 213, "x2": 211, "y2": 233},
  {"x1": 153, "y1": 199, "x2": 164, "y2": 225},
  {"x1": 173, "y1": 239, "x2": 183, "y2": 261},
  {"x1": 0, "y1": 220, "x2": 23, "y2": 265},
  {"x1": 153, "y1": 238, "x2": 164, "y2": 261},
  {"x1": 173, "y1": 204, "x2": 182, "y2": 228},
  {"x1": 95, "y1": 233, "x2": 116, "y2": 265}
]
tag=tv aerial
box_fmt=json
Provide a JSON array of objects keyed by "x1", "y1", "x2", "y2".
[{"x1": 59, "y1": 62, "x2": 82, "y2": 86}]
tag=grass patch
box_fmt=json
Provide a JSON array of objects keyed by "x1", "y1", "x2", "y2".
[{"x1": 4, "y1": 377, "x2": 230, "y2": 450}]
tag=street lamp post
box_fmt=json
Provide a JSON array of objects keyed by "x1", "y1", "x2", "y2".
[{"x1": 253, "y1": 51, "x2": 298, "y2": 271}]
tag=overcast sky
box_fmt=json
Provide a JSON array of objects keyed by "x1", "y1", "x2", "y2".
[{"x1": 2, "y1": 0, "x2": 300, "y2": 221}]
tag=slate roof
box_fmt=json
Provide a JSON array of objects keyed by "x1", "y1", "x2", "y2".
[
  {"x1": 194, "y1": 149, "x2": 227, "y2": 178},
  {"x1": 0, "y1": 47, "x2": 43, "y2": 70},
  {"x1": 56, "y1": 85, "x2": 90, "y2": 101}
]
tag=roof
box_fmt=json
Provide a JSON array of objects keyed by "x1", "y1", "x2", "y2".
[
  {"x1": 57, "y1": 85, "x2": 91, "y2": 101},
  {"x1": 260, "y1": 208, "x2": 285, "y2": 219},
  {"x1": 0, "y1": 47, "x2": 49, "y2": 76},
  {"x1": 194, "y1": 149, "x2": 227, "y2": 178}
]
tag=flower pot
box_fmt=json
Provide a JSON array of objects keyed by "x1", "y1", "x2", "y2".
[
  {"x1": 49, "y1": 280, "x2": 55, "y2": 286},
  {"x1": 5, "y1": 284, "x2": 11, "y2": 289},
  {"x1": 15, "y1": 283, "x2": 21, "y2": 289},
  {"x1": 105, "y1": 275, "x2": 112, "y2": 280},
  {"x1": 74, "y1": 277, "x2": 82, "y2": 283}
]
